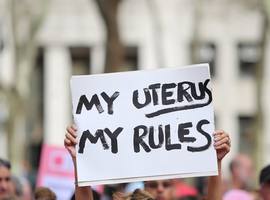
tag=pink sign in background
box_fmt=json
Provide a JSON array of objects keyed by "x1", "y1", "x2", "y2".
[
  {"x1": 36, "y1": 143, "x2": 104, "y2": 200},
  {"x1": 36, "y1": 143, "x2": 75, "y2": 200}
]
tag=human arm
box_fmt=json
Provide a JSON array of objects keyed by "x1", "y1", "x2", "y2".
[
  {"x1": 206, "y1": 130, "x2": 231, "y2": 200},
  {"x1": 64, "y1": 124, "x2": 94, "y2": 200}
]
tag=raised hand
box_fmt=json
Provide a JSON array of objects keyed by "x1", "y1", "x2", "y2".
[
  {"x1": 64, "y1": 124, "x2": 78, "y2": 160},
  {"x1": 213, "y1": 130, "x2": 231, "y2": 161}
]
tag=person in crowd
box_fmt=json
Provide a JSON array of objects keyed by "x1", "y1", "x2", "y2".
[
  {"x1": 144, "y1": 179, "x2": 173, "y2": 200},
  {"x1": 20, "y1": 178, "x2": 32, "y2": 200},
  {"x1": 113, "y1": 188, "x2": 154, "y2": 200},
  {"x1": 33, "y1": 187, "x2": 56, "y2": 200},
  {"x1": 144, "y1": 179, "x2": 200, "y2": 200},
  {"x1": 9, "y1": 176, "x2": 22, "y2": 199},
  {"x1": 10, "y1": 176, "x2": 32, "y2": 200},
  {"x1": 223, "y1": 153, "x2": 255, "y2": 199},
  {"x1": 124, "y1": 178, "x2": 199, "y2": 199},
  {"x1": 229, "y1": 153, "x2": 255, "y2": 191},
  {"x1": 0, "y1": 159, "x2": 12, "y2": 199},
  {"x1": 70, "y1": 188, "x2": 101, "y2": 200},
  {"x1": 64, "y1": 124, "x2": 231, "y2": 200},
  {"x1": 223, "y1": 189, "x2": 253, "y2": 200},
  {"x1": 258, "y1": 164, "x2": 270, "y2": 200}
]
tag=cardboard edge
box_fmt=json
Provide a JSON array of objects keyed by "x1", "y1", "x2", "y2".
[{"x1": 78, "y1": 171, "x2": 218, "y2": 187}]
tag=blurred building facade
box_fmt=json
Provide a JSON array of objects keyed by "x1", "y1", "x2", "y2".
[{"x1": 0, "y1": 0, "x2": 270, "y2": 183}]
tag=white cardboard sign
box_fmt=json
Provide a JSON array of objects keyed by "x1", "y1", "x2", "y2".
[{"x1": 70, "y1": 64, "x2": 218, "y2": 187}]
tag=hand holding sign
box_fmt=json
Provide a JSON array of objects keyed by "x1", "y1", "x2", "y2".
[
  {"x1": 213, "y1": 130, "x2": 231, "y2": 161},
  {"x1": 64, "y1": 126, "x2": 231, "y2": 166},
  {"x1": 64, "y1": 125, "x2": 231, "y2": 200},
  {"x1": 70, "y1": 64, "x2": 218, "y2": 186},
  {"x1": 64, "y1": 125, "x2": 78, "y2": 160}
]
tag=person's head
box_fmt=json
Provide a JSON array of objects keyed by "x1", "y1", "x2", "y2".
[
  {"x1": 258, "y1": 165, "x2": 270, "y2": 200},
  {"x1": 10, "y1": 176, "x2": 23, "y2": 197},
  {"x1": 144, "y1": 179, "x2": 173, "y2": 200},
  {"x1": 20, "y1": 177, "x2": 32, "y2": 200},
  {"x1": 33, "y1": 187, "x2": 56, "y2": 200},
  {"x1": 10, "y1": 176, "x2": 32, "y2": 200},
  {"x1": 229, "y1": 154, "x2": 254, "y2": 190},
  {"x1": 113, "y1": 188, "x2": 154, "y2": 200},
  {"x1": 0, "y1": 158, "x2": 11, "y2": 199}
]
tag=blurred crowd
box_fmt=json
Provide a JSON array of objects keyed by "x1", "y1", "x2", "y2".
[{"x1": 1, "y1": 153, "x2": 270, "y2": 200}]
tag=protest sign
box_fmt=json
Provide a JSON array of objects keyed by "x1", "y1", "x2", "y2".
[
  {"x1": 36, "y1": 144, "x2": 75, "y2": 200},
  {"x1": 70, "y1": 63, "x2": 218, "y2": 187}
]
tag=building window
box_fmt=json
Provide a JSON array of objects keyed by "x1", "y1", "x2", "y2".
[
  {"x1": 122, "y1": 46, "x2": 138, "y2": 71},
  {"x1": 238, "y1": 43, "x2": 261, "y2": 76},
  {"x1": 238, "y1": 116, "x2": 255, "y2": 156},
  {"x1": 69, "y1": 47, "x2": 90, "y2": 75},
  {"x1": 191, "y1": 43, "x2": 216, "y2": 76}
]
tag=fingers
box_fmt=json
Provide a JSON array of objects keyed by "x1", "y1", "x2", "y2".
[
  {"x1": 66, "y1": 124, "x2": 77, "y2": 136},
  {"x1": 213, "y1": 130, "x2": 231, "y2": 149},
  {"x1": 65, "y1": 125, "x2": 78, "y2": 147},
  {"x1": 64, "y1": 138, "x2": 73, "y2": 148}
]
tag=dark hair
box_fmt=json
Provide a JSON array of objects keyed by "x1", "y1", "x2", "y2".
[
  {"x1": 70, "y1": 189, "x2": 100, "y2": 200},
  {"x1": 0, "y1": 158, "x2": 11, "y2": 169},
  {"x1": 260, "y1": 164, "x2": 270, "y2": 185}
]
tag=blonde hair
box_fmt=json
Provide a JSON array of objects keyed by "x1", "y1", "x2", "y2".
[
  {"x1": 33, "y1": 187, "x2": 56, "y2": 200},
  {"x1": 113, "y1": 189, "x2": 155, "y2": 200}
]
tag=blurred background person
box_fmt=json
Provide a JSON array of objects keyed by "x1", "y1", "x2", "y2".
[
  {"x1": 11, "y1": 176, "x2": 32, "y2": 200},
  {"x1": 229, "y1": 153, "x2": 255, "y2": 191},
  {"x1": 223, "y1": 153, "x2": 255, "y2": 199},
  {"x1": 223, "y1": 189, "x2": 253, "y2": 200},
  {"x1": 20, "y1": 178, "x2": 32, "y2": 200},
  {"x1": 9, "y1": 176, "x2": 23, "y2": 199},
  {"x1": 0, "y1": 159, "x2": 12, "y2": 199},
  {"x1": 144, "y1": 180, "x2": 173, "y2": 200}
]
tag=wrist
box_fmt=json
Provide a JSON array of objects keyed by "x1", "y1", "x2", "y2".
[{"x1": 72, "y1": 157, "x2": 77, "y2": 165}]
